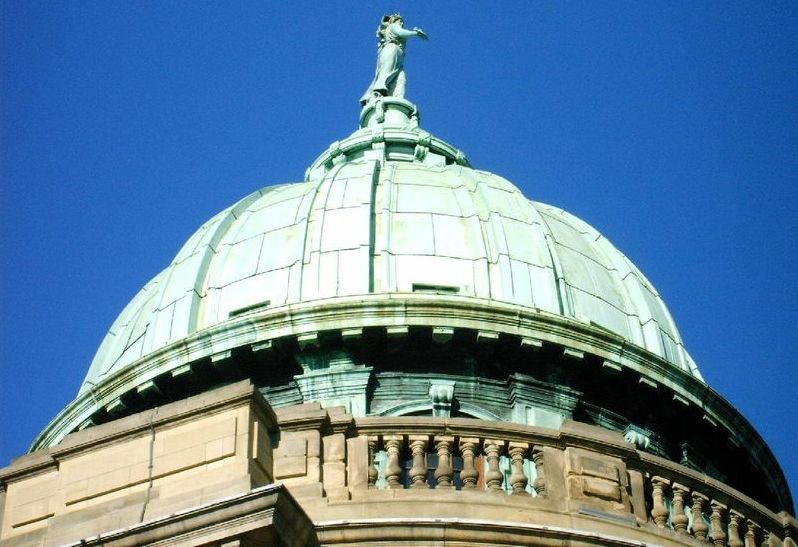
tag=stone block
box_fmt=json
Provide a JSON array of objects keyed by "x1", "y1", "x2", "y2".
[
  {"x1": 306, "y1": 456, "x2": 321, "y2": 482},
  {"x1": 161, "y1": 415, "x2": 237, "y2": 454},
  {"x1": 128, "y1": 460, "x2": 150, "y2": 485},
  {"x1": 9, "y1": 498, "x2": 53, "y2": 528},
  {"x1": 250, "y1": 419, "x2": 273, "y2": 480},
  {"x1": 323, "y1": 462, "x2": 347, "y2": 490},
  {"x1": 274, "y1": 437, "x2": 307, "y2": 459},
  {"x1": 346, "y1": 436, "x2": 369, "y2": 491},
  {"x1": 565, "y1": 448, "x2": 629, "y2": 514},
  {"x1": 324, "y1": 486, "x2": 350, "y2": 501},
  {"x1": 274, "y1": 456, "x2": 307, "y2": 479},
  {"x1": 1, "y1": 526, "x2": 47, "y2": 547},
  {"x1": 61, "y1": 440, "x2": 148, "y2": 487},
  {"x1": 284, "y1": 482, "x2": 324, "y2": 500},
  {"x1": 577, "y1": 455, "x2": 621, "y2": 482},
  {"x1": 205, "y1": 434, "x2": 236, "y2": 461},
  {"x1": 83, "y1": 466, "x2": 135, "y2": 502},
  {"x1": 64, "y1": 479, "x2": 88, "y2": 506},
  {"x1": 307, "y1": 433, "x2": 322, "y2": 459},
  {"x1": 273, "y1": 433, "x2": 310, "y2": 482},
  {"x1": 152, "y1": 443, "x2": 206, "y2": 478},
  {"x1": 323, "y1": 433, "x2": 346, "y2": 462},
  {"x1": 627, "y1": 468, "x2": 648, "y2": 524},
  {"x1": 581, "y1": 476, "x2": 622, "y2": 502},
  {"x1": 46, "y1": 488, "x2": 147, "y2": 547},
  {"x1": 6, "y1": 470, "x2": 58, "y2": 507}
]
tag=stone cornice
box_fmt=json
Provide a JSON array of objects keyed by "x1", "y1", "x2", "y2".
[{"x1": 315, "y1": 516, "x2": 660, "y2": 546}]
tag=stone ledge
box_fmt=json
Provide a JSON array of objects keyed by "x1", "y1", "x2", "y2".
[
  {"x1": 61, "y1": 483, "x2": 315, "y2": 547},
  {"x1": 315, "y1": 517, "x2": 660, "y2": 546}
]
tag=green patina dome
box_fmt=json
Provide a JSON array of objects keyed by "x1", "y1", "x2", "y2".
[
  {"x1": 32, "y1": 99, "x2": 790, "y2": 512},
  {"x1": 81, "y1": 100, "x2": 698, "y2": 400}
]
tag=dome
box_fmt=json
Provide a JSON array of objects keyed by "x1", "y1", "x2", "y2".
[
  {"x1": 47, "y1": 96, "x2": 709, "y2": 430},
  {"x1": 82, "y1": 160, "x2": 700, "y2": 395},
  {"x1": 31, "y1": 98, "x2": 790, "y2": 513}
]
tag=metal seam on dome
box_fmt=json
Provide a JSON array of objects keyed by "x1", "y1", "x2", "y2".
[
  {"x1": 563, "y1": 217, "x2": 658, "y2": 358},
  {"x1": 530, "y1": 204, "x2": 570, "y2": 317},
  {"x1": 550, "y1": 214, "x2": 664, "y2": 346},
  {"x1": 379, "y1": 163, "x2": 400, "y2": 292},
  {"x1": 188, "y1": 189, "x2": 266, "y2": 335},
  {"x1": 368, "y1": 160, "x2": 381, "y2": 293},
  {"x1": 298, "y1": 162, "x2": 347, "y2": 301}
]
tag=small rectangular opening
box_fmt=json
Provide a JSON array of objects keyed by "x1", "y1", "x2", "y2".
[
  {"x1": 229, "y1": 300, "x2": 271, "y2": 318},
  {"x1": 411, "y1": 283, "x2": 460, "y2": 295}
]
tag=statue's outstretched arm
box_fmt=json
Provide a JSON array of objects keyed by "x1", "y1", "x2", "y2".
[{"x1": 389, "y1": 23, "x2": 428, "y2": 40}]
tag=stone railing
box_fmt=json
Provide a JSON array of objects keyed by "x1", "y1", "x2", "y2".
[
  {"x1": 641, "y1": 453, "x2": 797, "y2": 547},
  {"x1": 308, "y1": 415, "x2": 797, "y2": 547},
  {"x1": 365, "y1": 434, "x2": 546, "y2": 495}
]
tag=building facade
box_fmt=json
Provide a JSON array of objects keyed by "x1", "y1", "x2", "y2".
[{"x1": 1, "y1": 54, "x2": 795, "y2": 546}]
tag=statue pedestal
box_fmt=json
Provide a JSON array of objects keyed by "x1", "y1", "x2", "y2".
[{"x1": 360, "y1": 97, "x2": 419, "y2": 129}]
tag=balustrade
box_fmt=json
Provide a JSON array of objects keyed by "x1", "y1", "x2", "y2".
[
  {"x1": 639, "y1": 474, "x2": 790, "y2": 547},
  {"x1": 367, "y1": 434, "x2": 540, "y2": 495},
  {"x1": 351, "y1": 419, "x2": 794, "y2": 547}
]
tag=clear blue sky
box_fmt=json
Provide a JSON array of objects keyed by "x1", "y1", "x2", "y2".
[{"x1": 2, "y1": 2, "x2": 796, "y2": 500}]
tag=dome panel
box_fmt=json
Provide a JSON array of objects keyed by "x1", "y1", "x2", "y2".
[
  {"x1": 431, "y1": 215, "x2": 485, "y2": 260},
  {"x1": 388, "y1": 213, "x2": 435, "y2": 255},
  {"x1": 501, "y1": 216, "x2": 555, "y2": 268},
  {"x1": 394, "y1": 254, "x2": 479, "y2": 294}
]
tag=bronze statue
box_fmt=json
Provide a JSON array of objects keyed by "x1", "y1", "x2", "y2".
[{"x1": 360, "y1": 14, "x2": 427, "y2": 105}]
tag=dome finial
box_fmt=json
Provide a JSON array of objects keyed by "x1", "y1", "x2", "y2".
[{"x1": 360, "y1": 14, "x2": 428, "y2": 106}]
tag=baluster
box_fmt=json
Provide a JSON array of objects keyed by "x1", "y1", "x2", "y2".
[
  {"x1": 650, "y1": 476, "x2": 670, "y2": 528},
  {"x1": 531, "y1": 446, "x2": 547, "y2": 497},
  {"x1": 692, "y1": 491, "x2": 710, "y2": 541},
  {"x1": 507, "y1": 442, "x2": 530, "y2": 495},
  {"x1": 710, "y1": 501, "x2": 728, "y2": 547},
  {"x1": 459, "y1": 438, "x2": 479, "y2": 490},
  {"x1": 483, "y1": 440, "x2": 504, "y2": 491},
  {"x1": 672, "y1": 483, "x2": 690, "y2": 534},
  {"x1": 434, "y1": 436, "x2": 454, "y2": 489},
  {"x1": 367, "y1": 436, "x2": 379, "y2": 489},
  {"x1": 384, "y1": 435, "x2": 403, "y2": 489},
  {"x1": 745, "y1": 520, "x2": 760, "y2": 547},
  {"x1": 728, "y1": 510, "x2": 745, "y2": 547},
  {"x1": 784, "y1": 522, "x2": 796, "y2": 547},
  {"x1": 408, "y1": 436, "x2": 429, "y2": 489}
]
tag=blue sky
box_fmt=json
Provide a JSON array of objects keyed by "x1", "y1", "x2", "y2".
[{"x1": 1, "y1": 2, "x2": 796, "y2": 500}]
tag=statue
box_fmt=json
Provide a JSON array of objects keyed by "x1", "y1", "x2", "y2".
[{"x1": 360, "y1": 14, "x2": 427, "y2": 105}]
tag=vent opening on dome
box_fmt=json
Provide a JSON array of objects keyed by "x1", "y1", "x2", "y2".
[
  {"x1": 229, "y1": 300, "x2": 271, "y2": 318},
  {"x1": 412, "y1": 283, "x2": 460, "y2": 295}
]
